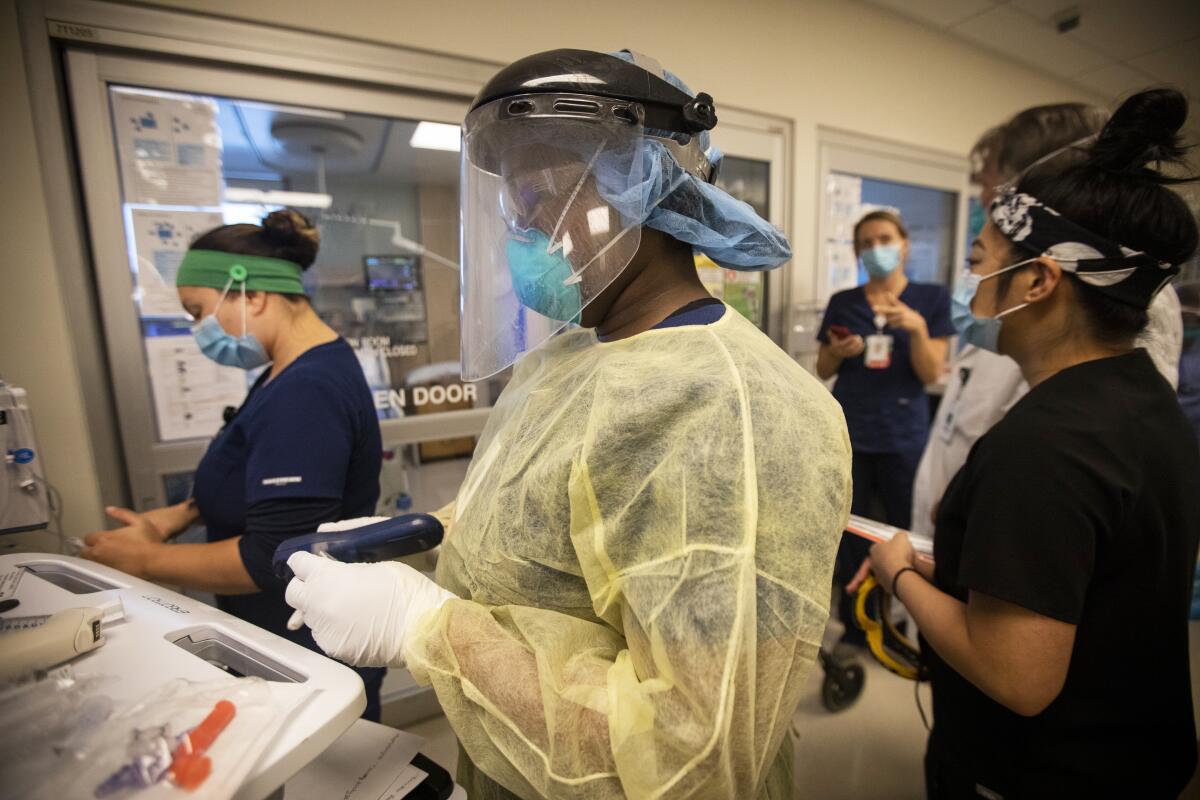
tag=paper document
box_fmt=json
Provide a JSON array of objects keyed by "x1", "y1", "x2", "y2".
[
  {"x1": 284, "y1": 718, "x2": 428, "y2": 800},
  {"x1": 824, "y1": 172, "x2": 864, "y2": 293},
  {"x1": 144, "y1": 333, "x2": 247, "y2": 441},
  {"x1": 0, "y1": 568, "x2": 23, "y2": 601},
  {"x1": 845, "y1": 514, "x2": 934, "y2": 559},
  {"x1": 111, "y1": 88, "x2": 222, "y2": 206},
  {"x1": 130, "y1": 208, "x2": 224, "y2": 317}
]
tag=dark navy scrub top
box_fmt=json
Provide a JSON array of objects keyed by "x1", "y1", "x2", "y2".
[
  {"x1": 817, "y1": 282, "x2": 953, "y2": 454},
  {"x1": 192, "y1": 338, "x2": 382, "y2": 651}
]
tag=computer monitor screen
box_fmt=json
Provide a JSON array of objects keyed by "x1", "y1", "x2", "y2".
[{"x1": 364, "y1": 255, "x2": 422, "y2": 292}]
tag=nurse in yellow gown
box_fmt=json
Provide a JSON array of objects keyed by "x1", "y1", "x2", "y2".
[{"x1": 285, "y1": 48, "x2": 851, "y2": 799}]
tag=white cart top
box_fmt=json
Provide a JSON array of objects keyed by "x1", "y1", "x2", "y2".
[{"x1": 0, "y1": 553, "x2": 364, "y2": 800}]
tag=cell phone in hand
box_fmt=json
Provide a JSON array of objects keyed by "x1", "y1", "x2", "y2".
[{"x1": 829, "y1": 324, "x2": 851, "y2": 340}]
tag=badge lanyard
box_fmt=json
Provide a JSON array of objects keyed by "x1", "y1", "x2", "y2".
[{"x1": 864, "y1": 312, "x2": 893, "y2": 369}]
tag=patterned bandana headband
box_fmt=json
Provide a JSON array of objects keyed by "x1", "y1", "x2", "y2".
[{"x1": 989, "y1": 186, "x2": 1178, "y2": 309}]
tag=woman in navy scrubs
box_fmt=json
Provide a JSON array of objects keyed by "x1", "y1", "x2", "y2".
[
  {"x1": 816, "y1": 209, "x2": 953, "y2": 646},
  {"x1": 83, "y1": 209, "x2": 385, "y2": 719}
]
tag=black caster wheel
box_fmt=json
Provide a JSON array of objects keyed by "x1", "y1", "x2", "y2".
[{"x1": 820, "y1": 661, "x2": 865, "y2": 712}]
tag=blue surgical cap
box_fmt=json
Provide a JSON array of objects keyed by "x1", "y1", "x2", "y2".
[{"x1": 607, "y1": 51, "x2": 791, "y2": 271}]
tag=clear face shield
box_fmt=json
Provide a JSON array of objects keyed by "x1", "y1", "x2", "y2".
[{"x1": 460, "y1": 93, "x2": 651, "y2": 381}]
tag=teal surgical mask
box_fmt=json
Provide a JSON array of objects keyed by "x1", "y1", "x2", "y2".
[
  {"x1": 861, "y1": 244, "x2": 903, "y2": 279},
  {"x1": 505, "y1": 228, "x2": 583, "y2": 322},
  {"x1": 191, "y1": 280, "x2": 270, "y2": 369}
]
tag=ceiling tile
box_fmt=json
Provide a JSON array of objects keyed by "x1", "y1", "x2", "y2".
[
  {"x1": 1128, "y1": 36, "x2": 1200, "y2": 97},
  {"x1": 1008, "y1": 0, "x2": 1200, "y2": 61},
  {"x1": 865, "y1": 0, "x2": 1000, "y2": 28},
  {"x1": 952, "y1": 5, "x2": 1113, "y2": 78},
  {"x1": 1073, "y1": 61, "x2": 1163, "y2": 101}
]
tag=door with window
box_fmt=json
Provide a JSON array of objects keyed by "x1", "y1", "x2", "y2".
[
  {"x1": 66, "y1": 50, "x2": 484, "y2": 509},
  {"x1": 791, "y1": 129, "x2": 970, "y2": 372},
  {"x1": 701, "y1": 110, "x2": 792, "y2": 341}
]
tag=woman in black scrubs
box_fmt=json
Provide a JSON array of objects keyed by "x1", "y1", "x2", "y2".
[
  {"x1": 83, "y1": 209, "x2": 385, "y2": 719},
  {"x1": 852, "y1": 89, "x2": 1200, "y2": 797}
]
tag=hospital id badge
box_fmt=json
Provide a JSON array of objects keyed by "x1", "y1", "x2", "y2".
[
  {"x1": 865, "y1": 334, "x2": 893, "y2": 369},
  {"x1": 938, "y1": 402, "x2": 958, "y2": 443}
]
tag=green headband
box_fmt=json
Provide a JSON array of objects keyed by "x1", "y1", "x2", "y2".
[{"x1": 176, "y1": 249, "x2": 307, "y2": 295}]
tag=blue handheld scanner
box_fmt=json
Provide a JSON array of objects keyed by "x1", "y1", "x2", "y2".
[{"x1": 273, "y1": 513, "x2": 444, "y2": 580}]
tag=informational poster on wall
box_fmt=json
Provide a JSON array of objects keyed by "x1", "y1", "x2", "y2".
[
  {"x1": 825, "y1": 241, "x2": 860, "y2": 295},
  {"x1": 825, "y1": 173, "x2": 864, "y2": 295},
  {"x1": 111, "y1": 88, "x2": 222, "y2": 206},
  {"x1": 129, "y1": 209, "x2": 224, "y2": 317},
  {"x1": 143, "y1": 324, "x2": 247, "y2": 441}
]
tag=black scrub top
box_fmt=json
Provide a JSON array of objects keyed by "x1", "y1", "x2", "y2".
[
  {"x1": 926, "y1": 349, "x2": 1200, "y2": 797},
  {"x1": 192, "y1": 338, "x2": 382, "y2": 650}
]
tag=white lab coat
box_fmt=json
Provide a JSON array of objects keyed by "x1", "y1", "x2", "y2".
[
  {"x1": 911, "y1": 284, "x2": 1183, "y2": 538},
  {"x1": 1141, "y1": 283, "x2": 1183, "y2": 391},
  {"x1": 911, "y1": 346, "x2": 1025, "y2": 537}
]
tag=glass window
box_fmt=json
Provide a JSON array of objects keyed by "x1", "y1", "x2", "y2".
[
  {"x1": 966, "y1": 194, "x2": 986, "y2": 257},
  {"x1": 108, "y1": 85, "x2": 483, "y2": 446},
  {"x1": 823, "y1": 171, "x2": 959, "y2": 295}
]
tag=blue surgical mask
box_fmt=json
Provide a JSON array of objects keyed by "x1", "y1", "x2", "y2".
[
  {"x1": 192, "y1": 282, "x2": 270, "y2": 369},
  {"x1": 950, "y1": 258, "x2": 1036, "y2": 353},
  {"x1": 505, "y1": 228, "x2": 583, "y2": 322},
  {"x1": 860, "y1": 244, "x2": 903, "y2": 279}
]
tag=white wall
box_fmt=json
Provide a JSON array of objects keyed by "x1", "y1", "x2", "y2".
[
  {"x1": 1, "y1": 1, "x2": 108, "y2": 537},
  {"x1": 3, "y1": 0, "x2": 1112, "y2": 531}
]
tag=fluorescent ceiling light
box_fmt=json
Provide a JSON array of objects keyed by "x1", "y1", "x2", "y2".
[
  {"x1": 410, "y1": 121, "x2": 461, "y2": 152},
  {"x1": 224, "y1": 188, "x2": 332, "y2": 208}
]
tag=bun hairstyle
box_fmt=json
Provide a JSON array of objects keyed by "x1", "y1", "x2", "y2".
[
  {"x1": 1013, "y1": 88, "x2": 1199, "y2": 343},
  {"x1": 190, "y1": 208, "x2": 320, "y2": 270},
  {"x1": 1086, "y1": 89, "x2": 1192, "y2": 184}
]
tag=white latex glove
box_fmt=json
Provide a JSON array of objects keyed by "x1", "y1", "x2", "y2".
[
  {"x1": 315, "y1": 516, "x2": 390, "y2": 533},
  {"x1": 284, "y1": 551, "x2": 456, "y2": 668}
]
